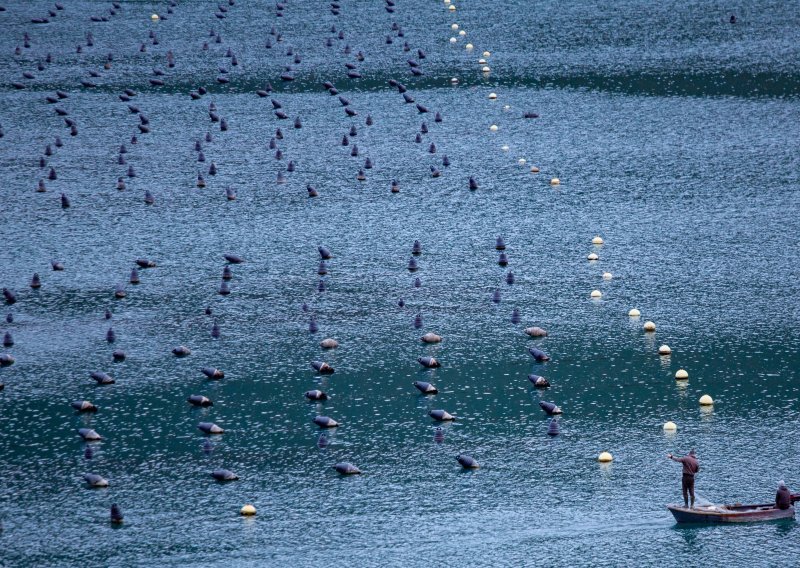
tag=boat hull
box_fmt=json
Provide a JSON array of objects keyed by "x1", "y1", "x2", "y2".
[{"x1": 668, "y1": 504, "x2": 795, "y2": 524}]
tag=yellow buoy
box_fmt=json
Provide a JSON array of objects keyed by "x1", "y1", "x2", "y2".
[
  {"x1": 602, "y1": 272, "x2": 613, "y2": 280},
  {"x1": 598, "y1": 451, "x2": 613, "y2": 462},
  {"x1": 658, "y1": 344, "x2": 671, "y2": 355},
  {"x1": 489, "y1": 124, "x2": 498, "y2": 132},
  {"x1": 465, "y1": 43, "x2": 474, "y2": 50},
  {"x1": 240, "y1": 504, "x2": 256, "y2": 516},
  {"x1": 483, "y1": 51, "x2": 491, "y2": 58},
  {"x1": 587, "y1": 253, "x2": 599, "y2": 261},
  {"x1": 451, "y1": 23, "x2": 459, "y2": 30},
  {"x1": 628, "y1": 308, "x2": 641, "y2": 317},
  {"x1": 151, "y1": 13, "x2": 160, "y2": 20},
  {"x1": 488, "y1": 92, "x2": 497, "y2": 99},
  {"x1": 592, "y1": 236, "x2": 604, "y2": 245},
  {"x1": 591, "y1": 290, "x2": 602, "y2": 298},
  {"x1": 643, "y1": 321, "x2": 656, "y2": 332},
  {"x1": 675, "y1": 369, "x2": 689, "y2": 380},
  {"x1": 699, "y1": 394, "x2": 714, "y2": 406},
  {"x1": 663, "y1": 421, "x2": 677, "y2": 431},
  {"x1": 550, "y1": 178, "x2": 560, "y2": 185}
]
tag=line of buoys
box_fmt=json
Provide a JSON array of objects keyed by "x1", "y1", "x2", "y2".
[
  {"x1": 78, "y1": 428, "x2": 102, "y2": 441},
  {"x1": 305, "y1": 390, "x2": 328, "y2": 401},
  {"x1": 211, "y1": 469, "x2": 238, "y2": 481},
  {"x1": 528, "y1": 347, "x2": 550, "y2": 362},
  {"x1": 457, "y1": 454, "x2": 479, "y2": 469},
  {"x1": 429, "y1": 409, "x2": 455, "y2": 421},
  {"x1": 413, "y1": 381, "x2": 438, "y2": 394},
  {"x1": 71, "y1": 400, "x2": 98, "y2": 412},
  {"x1": 528, "y1": 374, "x2": 550, "y2": 388},
  {"x1": 84, "y1": 473, "x2": 109, "y2": 488},
  {"x1": 311, "y1": 361, "x2": 334, "y2": 374},
  {"x1": 314, "y1": 416, "x2": 339, "y2": 428},
  {"x1": 188, "y1": 395, "x2": 213, "y2": 407},
  {"x1": 539, "y1": 401, "x2": 562, "y2": 415},
  {"x1": 201, "y1": 367, "x2": 225, "y2": 379},
  {"x1": 198, "y1": 422, "x2": 224, "y2": 434},
  {"x1": 334, "y1": 462, "x2": 361, "y2": 475},
  {"x1": 418, "y1": 356, "x2": 440, "y2": 368},
  {"x1": 90, "y1": 371, "x2": 114, "y2": 385}
]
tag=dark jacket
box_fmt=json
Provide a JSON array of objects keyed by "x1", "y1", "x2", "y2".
[
  {"x1": 674, "y1": 455, "x2": 699, "y2": 477},
  {"x1": 776, "y1": 486, "x2": 791, "y2": 510}
]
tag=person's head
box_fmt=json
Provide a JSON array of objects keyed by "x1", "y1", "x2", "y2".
[
  {"x1": 688, "y1": 449, "x2": 696, "y2": 457},
  {"x1": 778, "y1": 480, "x2": 786, "y2": 489}
]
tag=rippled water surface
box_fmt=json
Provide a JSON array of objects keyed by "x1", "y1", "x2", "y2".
[{"x1": 1, "y1": 1, "x2": 799, "y2": 566}]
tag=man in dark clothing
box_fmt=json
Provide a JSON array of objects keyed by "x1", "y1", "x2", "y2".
[
  {"x1": 667, "y1": 449, "x2": 699, "y2": 508},
  {"x1": 776, "y1": 481, "x2": 792, "y2": 510}
]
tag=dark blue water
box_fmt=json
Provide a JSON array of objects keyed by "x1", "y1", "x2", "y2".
[{"x1": 1, "y1": 1, "x2": 799, "y2": 565}]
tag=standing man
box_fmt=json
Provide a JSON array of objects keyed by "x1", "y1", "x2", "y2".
[
  {"x1": 775, "y1": 481, "x2": 792, "y2": 510},
  {"x1": 667, "y1": 449, "x2": 699, "y2": 508}
]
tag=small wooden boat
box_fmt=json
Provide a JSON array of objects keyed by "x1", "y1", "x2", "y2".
[{"x1": 668, "y1": 503, "x2": 795, "y2": 524}]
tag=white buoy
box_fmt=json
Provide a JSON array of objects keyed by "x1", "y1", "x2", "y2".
[
  {"x1": 588, "y1": 253, "x2": 599, "y2": 261},
  {"x1": 489, "y1": 124, "x2": 498, "y2": 132},
  {"x1": 448, "y1": 4, "x2": 456, "y2": 11},
  {"x1": 643, "y1": 321, "x2": 656, "y2": 332},
  {"x1": 598, "y1": 451, "x2": 613, "y2": 462},
  {"x1": 500, "y1": 145, "x2": 509, "y2": 151},
  {"x1": 459, "y1": 30, "x2": 466, "y2": 36},
  {"x1": 151, "y1": 13, "x2": 160, "y2": 20},
  {"x1": 450, "y1": 37, "x2": 457, "y2": 44},
  {"x1": 478, "y1": 58, "x2": 487, "y2": 64},
  {"x1": 503, "y1": 105, "x2": 510, "y2": 111},
  {"x1": 240, "y1": 504, "x2": 256, "y2": 516},
  {"x1": 591, "y1": 290, "x2": 602, "y2": 298},
  {"x1": 602, "y1": 272, "x2": 612, "y2": 280},
  {"x1": 550, "y1": 178, "x2": 560, "y2": 185},
  {"x1": 444, "y1": 0, "x2": 451, "y2": 4},
  {"x1": 592, "y1": 236, "x2": 604, "y2": 245},
  {"x1": 675, "y1": 369, "x2": 689, "y2": 380},
  {"x1": 481, "y1": 66, "x2": 491, "y2": 72},
  {"x1": 451, "y1": 77, "x2": 459, "y2": 83},
  {"x1": 451, "y1": 23, "x2": 459, "y2": 30},
  {"x1": 663, "y1": 421, "x2": 677, "y2": 431},
  {"x1": 483, "y1": 51, "x2": 491, "y2": 58},
  {"x1": 628, "y1": 308, "x2": 641, "y2": 317},
  {"x1": 699, "y1": 394, "x2": 714, "y2": 406},
  {"x1": 488, "y1": 92, "x2": 497, "y2": 99},
  {"x1": 465, "y1": 43, "x2": 474, "y2": 50},
  {"x1": 518, "y1": 158, "x2": 526, "y2": 166},
  {"x1": 658, "y1": 344, "x2": 671, "y2": 355},
  {"x1": 530, "y1": 166, "x2": 540, "y2": 173}
]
